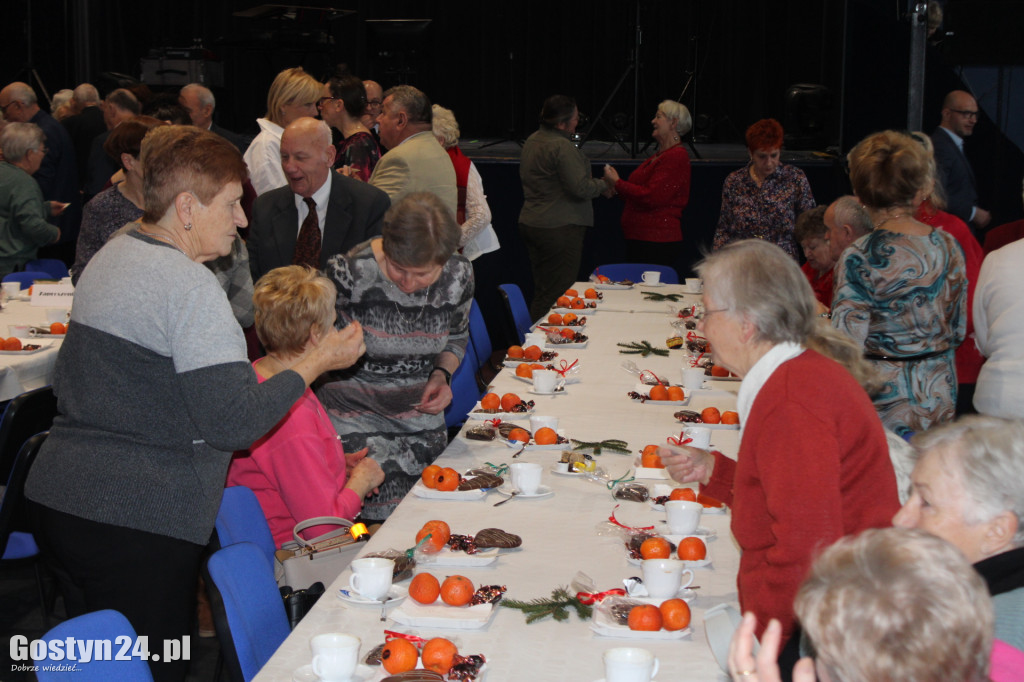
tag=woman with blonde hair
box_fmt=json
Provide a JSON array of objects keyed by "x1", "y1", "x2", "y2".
[{"x1": 243, "y1": 66, "x2": 323, "y2": 194}]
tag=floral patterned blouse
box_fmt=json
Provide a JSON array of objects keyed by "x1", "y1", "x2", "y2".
[
  {"x1": 712, "y1": 163, "x2": 815, "y2": 258},
  {"x1": 334, "y1": 131, "x2": 381, "y2": 182}
]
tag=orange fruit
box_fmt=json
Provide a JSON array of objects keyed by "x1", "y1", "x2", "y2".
[
  {"x1": 641, "y1": 444, "x2": 659, "y2": 457},
  {"x1": 649, "y1": 385, "x2": 670, "y2": 401},
  {"x1": 409, "y1": 573, "x2": 441, "y2": 604},
  {"x1": 640, "y1": 537, "x2": 671, "y2": 559},
  {"x1": 440, "y1": 575, "x2": 474, "y2": 606},
  {"x1": 562, "y1": 312, "x2": 578, "y2": 324},
  {"x1": 547, "y1": 313, "x2": 563, "y2": 325},
  {"x1": 3, "y1": 337, "x2": 22, "y2": 351},
  {"x1": 584, "y1": 288, "x2": 598, "y2": 299},
  {"x1": 534, "y1": 427, "x2": 558, "y2": 445},
  {"x1": 677, "y1": 537, "x2": 707, "y2": 561},
  {"x1": 659, "y1": 598, "x2": 691, "y2": 631},
  {"x1": 698, "y1": 493, "x2": 725, "y2": 508},
  {"x1": 701, "y1": 407, "x2": 721, "y2": 424},
  {"x1": 507, "y1": 427, "x2": 531, "y2": 443},
  {"x1": 507, "y1": 345, "x2": 524, "y2": 359},
  {"x1": 564, "y1": 288, "x2": 578, "y2": 297},
  {"x1": 641, "y1": 452, "x2": 664, "y2": 468},
  {"x1": 597, "y1": 274, "x2": 610, "y2": 283},
  {"x1": 560, "y1": 328, "x2": 575, "y2": 340},
  {"x1": 380, "y1": 638, "x2": 419, "y2": 674},
  {"x1": 711, "y1": 365, "x2": 731, "y2": 377},
  {"x1": 627, "y1": 604, "x2": 663, "y2": 631},
  {"x1": 421, "y1": 637, "x2": 459, "y2": 675},
  {"x1": 416, "y1": 520, "x2": 451, "y2": 552},
  {"x1": 500, "y1": 393, "x2": 522, "y2": 412},
  {"x1": 666, "y1": 386, "x2": 685, "y2": 401},
  {"x1": 49, "y1": 322, "x2": 66, "y2": 335},
  {"x1": 555, "y1": 296, "x2": 571, "y2": 308},
  {"x1": 523, "y1": 345, "x2": 542, "y2": 361},
  {"x1": 421, "y1": 464, "x2": 443, "y2": 489},
  {"x1": 435, "y1": 468, "x2": 461, "y2": 492},
  {"x1": 721, "y1": 410, "x2": 740, "y2": 425},
  {"x1": 669, "y1": 488, "x2": 697, "y2": 502},
  {"x1": 530, "y1": 363, "x2": 546, "y2": 370},
  {"x1": 480, "y1": 393, "x2": 500, "y2": 410},
  {"x1": 515, "y1": 364, "x2": 534, "y2": 378},
  {"x1": 570, "y1": 297, "x2": 585, "y2": 309}
]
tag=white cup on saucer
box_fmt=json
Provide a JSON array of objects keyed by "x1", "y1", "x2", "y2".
[
  {"x1": 532, "y1": 369, "x2": 564, "y2": 394},
  {"x1": 530, "y1": 415, "x2": 559, "y2": 432},
  {"x1": 604, "y1": 646, "x2": 660, "y2": 682},
  {"x1": 310, "y1": 633, "x2": 360, "y2": 682},
  {"x1": 641, "y1": 558, "x2": 695, "y2": 599},
  {"x1": 2, "y1": 281, "x2": 21, "y2": 299},
  {"x1": 665, "y1": 500, "x2": 703, "y2": 535},
  {"x1": 683, "y1": 426, "x2": 712, "y2": 450},
  {"x1": 681, "y1": 367, "x2": 705, "y2": 391},
  {"x1": 641, "y1": 271, "x2": 661, "y2": 284},
  {"x1": 510, "y1": 461, "x2": 543, "y2": 494},
  {"x1": 685, "y1": 277, "x2": 702, "y2": 292},
  {"x1": 45, "y1": 308, "x2": 69, "y2": 324},
  {"x1": 524, "y1": 331, "x2": 546, "y2": 348},
  {"x1": 7, "y1": 325, "x2": 30, "y2": 338},
  {"x1": 348, "y1": 557, "x2": 394, "y2": 601}
]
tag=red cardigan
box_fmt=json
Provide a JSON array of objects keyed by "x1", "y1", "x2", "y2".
[
  {"x1": 615, "y1": 145, "x2": 690, "y2": 242},
  {"x1": 801, "y1": 261, "x2": 833, "y2": 309},
  {"x1": 701, "y1": 350, "x2": 898, "y2": 646}
]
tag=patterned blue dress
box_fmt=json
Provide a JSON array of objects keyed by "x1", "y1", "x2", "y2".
[{"x1": 832, "y1": 228, "x2": 967, "y2": 437}]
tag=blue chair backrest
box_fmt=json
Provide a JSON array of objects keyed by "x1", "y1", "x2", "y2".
[
  {"x1": 468, "y1": 299, "x2": 493, "y2": 370},
  {"x1": 592, "y1": 263, "x2": 680, "y2": 284},
  {"x1": 37, "y1": 609, "x2": 154, "y2": 681},
  {"x1": 498, "y1": 283, "x2": 534, "y2": 345},
  {"x1": 206, "y1": 542, "x2": 291, "y2": 681},
  {"x1": 2, "y1": 271, "x2": 53, "y2": 290},
  {"x1": 215, "y1": 486, "x2": 277, "y2": 573},
  {"x1": 24, "y1": 259, "x2": 70, "y2": 280},
  {"x1": 1, "y1": 431, "x2": 46, "y2": 560},
  {"x1": 445, "y1": 342, "x2": 482, "y2": 429}
]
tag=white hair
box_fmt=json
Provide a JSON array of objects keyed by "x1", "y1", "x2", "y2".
[
  {"x1": 658, "y1": 100, "x2": 692, "y2": 136},
  {"x1": 431, "y1": 104, "x2": 459, "y2": 149},
  {"x1": 0, "y1": 122, "x2": 45, "y2": 163},
  {"x1": 181, "y1": 83, "x2": 215, "y2": 109},
  {"x1": 72, "y1": 83, "x2": 99, "y2": 104}
]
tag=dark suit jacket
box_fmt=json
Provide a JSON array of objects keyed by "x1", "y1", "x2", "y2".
[
  {"x1": 210, "y1": 122, "x2": 251, "y2": 154},
  {"x1": 29, "y1": 109, "x2": 80, "y2": 241},
  {"x1": 932, "y1": 127, "x2": 977, "y2": 224},
  {"x1": 248, "y1": 172, "x2": 390, "y2": 281},
  {"x1": 62, "y1": 106, "x2": 106, "y2": 186}
]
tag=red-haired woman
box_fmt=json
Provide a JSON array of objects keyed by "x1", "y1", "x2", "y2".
[{"x1": 712, "y1": 118, "x2": 815, "y2": 259}]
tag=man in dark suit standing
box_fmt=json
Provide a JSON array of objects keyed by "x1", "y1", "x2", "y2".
[
  {"x1": 178, "y1": 83, "x2": 250, "y2": 153},
  {"x1": 248, "y1": 117, "x2": 390, "y2": 281},
  {"x1": 932, "y1": 90, "x2": 990, "y2": 233},
  {"x1": 61, "y1": 83, "x2": 106, "y2": 187}
]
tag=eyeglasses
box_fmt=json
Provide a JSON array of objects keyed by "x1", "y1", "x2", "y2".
[
  {"x1": 950, "y1": 109, "x2": 979, "y2": 119},
  {"x1": 0, "y1": 101, "x2": 18, "y2": 116},
  {"x1": 367, "y1": 99, "x2": 382, "y2": 107},
  {"x1": 316, "y1": 96, "x2": 339, "y2": 110},
  {"x1": 700, "y1": 307, "x2": 731, "y2": 320}
]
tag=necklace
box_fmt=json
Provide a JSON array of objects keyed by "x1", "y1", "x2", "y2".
[{"x1": 874, "y1": 209, "x2": 916, "y2": 230}]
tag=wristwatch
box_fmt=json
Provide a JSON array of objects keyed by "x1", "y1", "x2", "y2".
[{"x1": 431, "y1": 366, "x2": 452, "y2": 385}]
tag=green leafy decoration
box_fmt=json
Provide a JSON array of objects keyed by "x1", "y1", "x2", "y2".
[
  {"x1": 501, "y1": 586, "x2": 593, "y2": 624},
  {"x1": 570, "y1": 438, "x2": 630, "y2": 455},
  {"x1": 641, "y1": 292, "x2": 685, "y2": 302},
  {"x1": 617, "y1": 340, "x2": 669, "y2": 357}
]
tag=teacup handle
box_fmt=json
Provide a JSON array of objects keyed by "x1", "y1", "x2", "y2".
[
  {"x1": 349, "y1": 573, "x2": 363, "y2": 595},
  {"x1": 311, "y1": 654, "x2": 328, "y2": 678},
  {"x1": 680, "y1": 568, "x2": 695, "y2": 589},
  {"x1": 650, "y1": 657, "x2": 660, "y2": 680}
]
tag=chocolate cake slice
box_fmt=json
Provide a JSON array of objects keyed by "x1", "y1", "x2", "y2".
[{"x1": 473, "y1": 528, "x2": 522, "y2": 548}]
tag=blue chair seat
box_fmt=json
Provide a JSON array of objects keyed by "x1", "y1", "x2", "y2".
[
  {"x1": 2, "y1": 271, "x2": 53, "y2": 290},
  {"x1": 39, "y1": 609, "x2": 154, "y2": 681},
  {"x1": 2, "y1": 531, "x2": 39, "y2": 560},
  {"x1": 592, "y1": 263, "x2": 679, "y2": 284}
]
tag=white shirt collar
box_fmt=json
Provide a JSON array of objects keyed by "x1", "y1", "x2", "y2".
[
  {"x1": 736, "y1": 342, "x2": 805, "y2": 438},
  {"x1": 293, "y1": 170, "x2": 332, "y2": 234}
]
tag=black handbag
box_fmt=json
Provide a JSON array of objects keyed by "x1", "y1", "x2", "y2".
[{"x1": 279, "y1": 581, "x2": 325, "y2": 630}]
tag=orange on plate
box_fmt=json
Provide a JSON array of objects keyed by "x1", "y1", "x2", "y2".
[
  {"x1": 547, "y1": 313, "x2": 563, "y2": 325},
  {"x1": 480, "y1": 393, "x2": 500, "y2": 410},
  {"x1": 49, "y1": 322, "x2": 66, "y2": 335},
  {"x1": 421, "y1": 637, "x2": 459, "y2": 675},
  {"x1": 500, "y1": 393, "x2": 522, "y2": 412},
  {"x1": 584, "y1": 288, "x2": 599, "y2": 299},
  {"x1": 559, "y1": 328, "x2": 575, "y2": 340},
  {"x1": 710, "y1": 365, "x2": 731, "y2": 377},
  {"x1": 648, "y1": 385, "x2": 670, "y2": 401},
  {"x1": 700, "y1": 407, "x2": 721, "y2": 424},
  {"x1": 416, "y1": 520, "x2": 451, "y2": 552},
  {"x1": 3, "y1": 337, "x2": 22, "y2": 351},
  {"x1": 440, "y1": 575, "x2": 474, "y2": 606},
  {"x1": 515, "y1": 364, "x2": 534, "y2": 379},
  {"x1": 421, "y1": 464, "x2": 443, "y2": 489},
  {"x1": 666, "y1": 386, "x2": 685, "y2": 401},
  {"x1": 562, "y1": 313, "x2": 578, "y2": 324},
  {"x1": 409, "y1": 573, "x2": 441, "y2": 604},
  {"x1": 659, "y1": 598, "x2": 691, "y2": 631},
  {"x1": 669, "y1": 488, "x2": 697, "y2": 502},
  {"x1": 564, "y1": 288, "x2": 578, "y2": 297},
  {"x1": 380, "y1": 638, "x2": 419, "y2": 674},
  {"x1": 523, "y1": 345, "x2": 542, "y2": 361},
  {"x1": 640, "y1": 452, "x2": 664, "y2": 468},
  {"x1": 640, "y1": 537, "x2": 671, "y2": 559},
  {"x1": 434, "y1": 468, "x2": 461, "y2": 492},
  {"x1": 698, "y1": 492, "x2": 725, "y2": 508},
  {"x1": 597, "y1": 274, "x2": 610, "y2": 283},
  {"x1": 627, "y1": 604, "x2": 663, "y2": 631},
  {"x1": 507, "y1": 427, "x2": 531, "y2": 443},
  {"x1": 570, "y1": 297, "x2": 585, "y2": 309},
  {"x1": 555, "y1": 296, "x2": 571, "y2": 308},
  {"x1": 641, "y1": 444, "x2": 659, "y2": 457},
  {"x1": 533, "y1": 427, "x2": 558, "y2": 445},
  {"x1": 507, "y1": 345, "x2": 524, "y2": 359},
  {"x1": 677, "y1": 536, "x2": 707, "y2": 561},
  {"x1": 721, "y1": 410, "x2": 740, "y2": 425}
]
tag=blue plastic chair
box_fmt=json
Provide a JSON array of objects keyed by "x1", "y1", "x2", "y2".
[
  {"x1": 205, "y1": 542, "x2": 291, "y2": 682},
  {"x1": 445, "y1": 342, "x2": 482, "y2": 430},
  {"x1": 592, "y1": 263, "x2": 680, "y2": 284},
  {"x1": 498, "y1": 283, "x2": 534, "y2": 345},
  {"x1": 24, "y1": 259, "x2": 70, "y2": 280},
  {"x1": 215, "y1": 486, "x2": 277, "y2": 574},
  {"x1": 468, "y1": 299, "x2": 493, "y2": 373},
  {"x1": 2, "y1": 271, "x2": 53, "y2": 290},
  {"x1": 1, "y1": 432, "x2": 49, "y2": 626},
  {"x1": 37, "y1": 610, "x2": 154, "y2": 681}
]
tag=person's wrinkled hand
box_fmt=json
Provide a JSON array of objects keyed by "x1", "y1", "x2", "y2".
[
  {"x1": 319, "y1": 321, "x2": 365, "y2": 372},
  {"x1": 414, "y1": 372, "x2": 452, "y2": 414},
  {"x1": 347, "y1": 455, "x2": 385, "y2": 498},
  {"x1": 659, "y1": 443, "x2": 716, "y2": 486},
  {"x1": 727, "y1": 613, "x2": 815, "y2": 682},
  {"x1": 603, "y1": 163, "x2": 620, "y2": 185},
  {"x1": 973, "y1": 207, "x2": 991, "y2": 229}
]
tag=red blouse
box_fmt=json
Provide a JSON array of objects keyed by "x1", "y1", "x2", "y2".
[{"x1": 615, "y1": 145, "x2": 691, "y2": 242}]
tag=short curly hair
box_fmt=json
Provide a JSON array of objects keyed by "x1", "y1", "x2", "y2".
[
  {"x1": 848, "y1": 130, "x2": 929, "y2": 210},
  {"x1": 431, "y1": 104, "x2": 460, "y2": 149},
  {"x1": 745, "y1": 118, "x2": 784, "y2": 152},
  {"x1": 253, "y1": 266, "x2": 337, "y2": 355}
]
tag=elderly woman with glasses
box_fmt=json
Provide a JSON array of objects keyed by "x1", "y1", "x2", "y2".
[
  {"x1": 0, "y1": 122, "x2": 61, "y2": 277},
  {"x1": 660, "y1": 239, "x2": 898, "y2": 657}
]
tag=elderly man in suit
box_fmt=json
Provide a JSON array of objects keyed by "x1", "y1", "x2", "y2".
[
  {"x1": 932, "y1": 90, "x2": 990, "y2": 233},
  {"x1": 178, "y1": 83, "x2": 249, "y2": 153},
  {"x1": 248, "y1": 117, "x2": 390, "y2": 281},
  {"x1": 368, "y1": 85, "x2": 456, "y2": 217}
]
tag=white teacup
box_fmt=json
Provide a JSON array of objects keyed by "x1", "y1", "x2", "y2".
[
  {"x1": 665, "y1": 500, "x2": 703, "y2": 535},
  {"x1": 7, "y1": 325, "x2": 30, "y2": 338},
  {"x1": 45, "y1": 308, "x2": 69, "y2": 324},
  {"x1": 641, "y1": 270, "x2": 661, "y2": 284},
  {"x1": 310, "y1": 633, "x2": 360, "y2": 682},
  {"x1": 530, "y1": 415, "x2": 559, "y2": 432},
  {"x1": 532, "y1": 369, "x2": 564, "y2": 394},
  {"x1": 348, "y1": 557, "x2": 394, "y2": 601},
  {"x1": 2, "y1": 281, "x2": 21, "y2": 299},
  {"x1": 681, "y1": 367, "x2": 705, "y2": 391},
  {"x1": 683, "y1": 426, "x2": 712, "y2": 450},
  {"x1": 604, "y1": 646, "x2": 660, "y2": 682},
  {"x1": 685, "y1": 277, "x2": 702, "y2": 292},
  {"x1": 642, "y1": 558, "x2": 695, "y2": 599},
  {"x1": 523, "y1": 331, "x2": 546, "y2": 348},
  {"x1": 510, "y1": 461, "x2": 543, "y2": 495}
]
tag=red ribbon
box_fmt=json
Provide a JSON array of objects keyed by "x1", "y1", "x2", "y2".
[
  {"x1": 667, "y1": 431, "x2": 693, "y2": 446},
  {"x1": 385, "y1": 630, "x2": 427, "y2": 648},
  {"x1": 608, "y1": 504, "x2": 655, "y2": 531},
  {"x1": 486, "y1": 418, "x2": 502, "y2": 428},
  {"x1": 555, "y1": 359, "x2": 578, "y2": 377},
  {"x1": 686, "y1": 331, "x2": 702, "y2": 341},
  {"x1": 576, "y1": 588, "x2": 627, "y2": 605},
  {"x1": 638, "y1": 370, "x2": 665, "y2": 386},
  {"x1": 689, "y1": 351, "x2": 705, "y2": 368}
]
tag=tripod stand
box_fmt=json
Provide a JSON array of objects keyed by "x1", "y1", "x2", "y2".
[{"x1": 12, "y1": 0, "x2": 52, "y2": 107}]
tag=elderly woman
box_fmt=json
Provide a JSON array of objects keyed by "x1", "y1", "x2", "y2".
[
  {"x1": 712, "y1": 119, "x2": 815, "y2": 259},
  {"x1": 661, "y1": 239, "x2": 898, "y2": 654},
  {"x1": 0, "y1": 123, "x2": 61, "y2": 277},
  {"x1": 832, "y1": 130, "x2": 968, "y2": 437},
  {"x1": 519, "y1": 94, "x2": 607, "y2": 321},
  {"x1": 319, "y1": 73, "x2": 380, "y2": 180},
  {"x1": 243, "y1": 66, "x2": 322, "y2": 195},
  {"x1": 227, "y1": 266, "x2": 385, "y2": 546},
  {"x1": 25, "y1": 126, "x2": 365, "y2": 682},
  {"x1": 793, "y1": 206, "x2": 834, "y2": 310},
  {"x1": 71, "y1": 115, "x2": 166, "y2": 284},
  {"x1": 602, "y1": 100, "x2": 692, "y2": 268},
  {"x1": 316, "y1": 192, "x2": 473, "y2": 522},
  {"x1": 893, "y1": 416, "x2": 1024, "y2": 650},
  {"x1": 432, "y1": 104, "x2": 500, "y2": 262},
  {"x1": 728, "y1": 527, "x2": 1014, "y2": 682}
]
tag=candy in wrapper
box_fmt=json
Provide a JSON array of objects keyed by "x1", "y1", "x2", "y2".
[
  {"x1": 666, "y1": 336, "x2": 684, "y2": 349},
  {"x1": 470, "y1": 584, "x2": 507, "y2": 605},
  {"x1": 447, "y1": 533, "x2": 479, "y2": 555}
]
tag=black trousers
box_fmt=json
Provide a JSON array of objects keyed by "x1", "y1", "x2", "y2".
[
  {"x1": 31, "y1": 503, "x2": 205, "y2": 682},
  {"x1": 519, "y1": 223, "x2": 587, "y2": 322}
]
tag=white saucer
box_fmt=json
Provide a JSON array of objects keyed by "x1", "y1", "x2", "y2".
[
  {"x1": 336, "y1": 583, "x2": 408, "y2": 606},
  {"x1": 640, "y1": 281, "x2": 666, "y2": 287},
  {"x1": 292, "y1": 663, "x2": 375, "y2": 682},
  {"x1": 528, "y1": 387, "x2": 566, "y2": 396},
  {"x1": 654, "y1": 521, "x2": 718, "y2": 540},
  {"x1": 496, "y1": 484, "x2": 554, "y2": 499}
]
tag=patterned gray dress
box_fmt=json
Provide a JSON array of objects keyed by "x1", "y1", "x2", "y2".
[{"x1": 317, "y1": 240, "x2": 474, "y2": 521}]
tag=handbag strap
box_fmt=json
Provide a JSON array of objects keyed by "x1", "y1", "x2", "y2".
[{"x1": 292, "y1": 516, "x2": 354, "y2": 547}]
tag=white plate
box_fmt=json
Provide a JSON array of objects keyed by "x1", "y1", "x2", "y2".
[
  {"x1": 410, "y1": 481, "x2": 488, "y2": 500},
  {"x1": 416, "y1": 546, "x2": 500, "y2": 567},
  {"x1": 545, "y1": 340, "x2": 589, "y2": 350},
  {"x1": 512, "y1": 373, "x2": 581, "y2": 386},
  {"x1": 551, "y1": 306, "x2": 599, "y2": 315},
  {"x1": 0, "y1": 342, "x2": 52, "y2": 355},
  {"x1": 495, "y1": 484, "x2": 554, "y2": 499},
  {"x1": 626, "y1": 538, "x2": 712, "y2": 568},
  {"x1": 594, "y1": 282, "x2": 633, "y2": 290},
  {"x1": 638, "y1": 282, "x2": 667, "y2": 288},
  {"x1": 528, "y1": 388, "x2": 567, "y2": 396},
  {"x1": 389, "y1": 599, "x2": 496, "y2": 630},
  {"x1": 549, "y1": 464, "x2": 602, "y2": 477},
  {"x1": 336, "y1": 583, "x2": 408, "y2": 606},
  {"x1": 627, "y1": 587, "x2": 697, "y2": 605},
  {"x1": 654, "y1": 521, "x2": 718, "y2": 540},
  {"x1": 673, "y1": 417, "x2": 740, "y2": 430},
  {"x1": 707, "y1": 374, "x2": 742, "y2": 382},
  {"x1": 503, "y1": 429, "x2": 569, "y2": 451},
  {"x1": 27, "y1": 332, "x2": 66, "y2": 338},
  {"x1": 467, "y1": 403, "x2": 535, "y2": 420},
  {"x1": 540, "y1": 324, "x2": 588, "y2": 331},
  {"x1": 632, "y1": 466, "x2": 670, "y2": 480},
  {"x1": 502, "y1": 352, "x2": 559, "y2": 365},
  {"x1": 590, "y1": 608, "x2": 692, "y2": 640},
  {"x1": 292, "y1": 663, "x2": 375, "y2": 682}
]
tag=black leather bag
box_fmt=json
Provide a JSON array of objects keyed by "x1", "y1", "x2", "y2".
[{"x1": 280, "y1": 581, "x2": 325, "y2": 629}]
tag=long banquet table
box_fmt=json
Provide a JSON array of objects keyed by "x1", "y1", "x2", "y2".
[
  {"x1": 0, "y1": 298, "x2": 66, "y2": 402},
  {"x1": 254, "y1": 283, "x2": 742, "y2": 682}
]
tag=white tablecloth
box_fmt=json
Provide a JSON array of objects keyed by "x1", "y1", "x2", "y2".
[
  {"x1": 254, "y1": 284, "x2": 742, "y2": 682},
  {"x1": 0, "y1": 299, "x2": 66, "y2": 402}
]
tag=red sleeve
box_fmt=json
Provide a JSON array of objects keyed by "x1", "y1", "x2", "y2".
[
  {"x1": 615, "y1": 149, "x2": 690, "y2": 210},
  {"x1": 700, "y1": 450, "x2": 736, "y2": 506}
]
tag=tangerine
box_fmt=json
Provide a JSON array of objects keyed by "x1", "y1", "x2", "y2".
[
  {"x1": 507, "y1": 345, "x2": 524, "y2": 359},
  {"x1": 597, "y1": 274, "x2": 610, "y2": 283},
  {"x1": 640, "y1": 537, "x2": 671, "y2": 559},
  {"x1": 666, "y1": 386, "x2": 685, "y2": 401},
  {"x1": 562, "y1": 313, "x2": 578, "y2": 324},
  {"x1": 710, "y1": 365, "x2": 731, "y2": 377},
  {"x1": 440, "y1": 575, "x2": 474, "y2": 606},
  {"x1": 641, "y1": 452, "x2": 664, "y2": 468},
  {"x1": 49, "y1": 322, "x2": 67, "y2": 335},
  {"x1": 523, "y1": 345, "x2": 542, "y2": 361},
  {"x1": 531, "y1": 363, "x2": 546, "y2": 370},
  {"x1": 570, "y1": 297, "x2": 585, "y2": 309},
  {"x1": 669, "y1": 488, "x2": 697, "y2": 502},
  {"x1": 480, "y1": 393, "x2": 500, "y2": 410},
  {"x1": 559, "y1": 328, "x2": 575, "y2": 340},
  {"x1": 507, "y1": 427, "x2": 531, "y2": 443},
  {"x1": 721, "y1": 410, "x2": 740, "y2": 425},
  {"x1": 435, "y1": 468, "x2": 461, "y2": 492},
  {"x1": 584, "y1": 288, "x2": 598, "y2": 299},
  {"x1": 659, "y1": 598, "x2": 691, "y2": 631},
  {"x1": 380, "y1": 638, "x2": 419, "y2": 674},
  {"x1": 421, "y1": 637, "x2": 459, "y2": 675},
  {"x1": 564, "y1": 288, "x2": 578, "y2": 297},
  {"x1": 701, "y1": 407, "x2": 722, "y2": 424},
  {"x1": 421, "y1": 464, "x2": 443, "y2": 489},
  {"x1": 409, "y1": 572, "x2": 441, "y2": 604},
  {"x1": 641, "y1": 444, "x2": 659, "y2": 457},
  {"x1": 677, "y1": 537, "x2": 707, "y2": 561},
  {"x1": 534, "y1": 427, "x2": 558, "y2": 445},
  {"x1": 515, "y1": 364, "x2": 534, "y2": 379},
  {"x1": 627, "y1": 604, "x2": 663, "y2": 631},
  {"x1": 3, "y1": 337, "x2": 22, "y2": 351},
  {"x1": 698, "y1": 492, "x2": 725, "y2": 508},
  {"x1": 649, "y1": 385, "x2": 670, "y2": 401},
  {"x1": 555, "y1": 296, "x2": 571, "y2": 308},
  {"x1": 547, "y1": 313, "x2": 563, "y2": 325},
  {"x1": 416, "y1": 520, "x2": 452, "y2": 552},
  {"x1": 500, "y1": 393, "x2": 522, "y2": 412}
]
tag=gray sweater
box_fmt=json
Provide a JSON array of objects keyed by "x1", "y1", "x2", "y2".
[{"x1": 26, "y1": 232, "x2": 304, "y2": 544}]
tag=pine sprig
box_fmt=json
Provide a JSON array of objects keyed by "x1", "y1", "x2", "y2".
[
  {"x1": 571, "y1": 438, "x2": 630, "y2": 455},
  {"x1": 501, "y1": 586, "x2": 593, "y2": 624},
  {"x1": 641, "y1": 292, "x2": 685, "y2": 302},
  {"x1": 617, "y1": 340, "x2": 669, "y2": 357}
]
